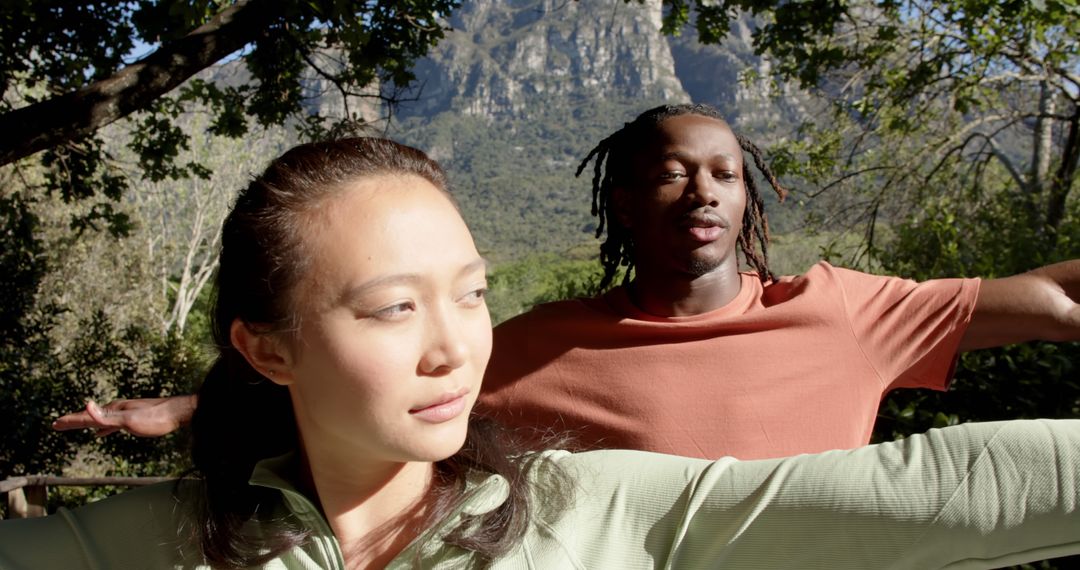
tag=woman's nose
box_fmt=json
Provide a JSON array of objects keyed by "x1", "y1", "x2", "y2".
[{"x1": 418, "y1": 308, "x2": 468, "y2": 375}]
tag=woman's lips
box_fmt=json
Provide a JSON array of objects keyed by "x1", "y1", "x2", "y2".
[{"x1": 409, "y1": 389, "x2": 469, "y2": 424}]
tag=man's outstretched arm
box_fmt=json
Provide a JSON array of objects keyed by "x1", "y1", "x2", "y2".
[
  {"x1": 52, "y1": 396, "x2": 197, "y2": 437},
  {"x1": 54, "y1": 261, "x2": 1080, "y2": 438},
  {"x1": 960, "y1": 259, "x2": 1080, "y2": 351}
]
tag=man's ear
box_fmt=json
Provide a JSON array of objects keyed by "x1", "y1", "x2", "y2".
[
  {"x1": 612, "y1": 185, "x2": 633, "y2": 228},
  {"x1": 230, "y1": 319, "x2": 296, "y2": 386}
]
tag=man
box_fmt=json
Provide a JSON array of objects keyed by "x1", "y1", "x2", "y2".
[{"x1": 55, "y1": 104, "x2": 1080, "y2": 460}]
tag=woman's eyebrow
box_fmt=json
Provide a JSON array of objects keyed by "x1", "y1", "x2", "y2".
[
  {"x1": 339, "y1": 258, "x2": 489, "y2": 305},
  {"x1": 339, "y1": 273, "x2": 422, "y2": 305},
  {"x1": 462, "y1": 257, "x2": 490, "y2": 278}
]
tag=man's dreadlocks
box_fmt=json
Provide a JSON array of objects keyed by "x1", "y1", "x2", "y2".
[{"x1": 576, "y1": 103, "x2": 788, "y2": 290}]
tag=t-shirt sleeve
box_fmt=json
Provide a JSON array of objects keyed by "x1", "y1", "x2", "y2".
[
  {"x1": 829, "y1": 264, "x2": 980, "y2": 391},
  {"x1": 547, "y1": 420, "x2": 1080, "y2": 569}
]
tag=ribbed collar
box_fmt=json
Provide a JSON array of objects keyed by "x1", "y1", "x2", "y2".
[{"x1": 247, "y1": 453, "x2": 513, "y2": 567}]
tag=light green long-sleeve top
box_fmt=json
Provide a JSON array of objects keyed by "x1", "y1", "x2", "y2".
[{"x1": 3, "y1": 419, "x2": 1080, "y2": 569}]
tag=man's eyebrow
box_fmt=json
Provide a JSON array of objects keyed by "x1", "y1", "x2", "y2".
[
  {"x1": 340, "y1": 257, "x2": 489, "y2": 304},
  {"x1": 657, "y1": 151, "x2": 740, "y2": 162}
]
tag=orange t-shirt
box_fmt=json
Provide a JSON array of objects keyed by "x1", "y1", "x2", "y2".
[{"x1": 478, "y1": 262, "x2": 980, "y2": 460}]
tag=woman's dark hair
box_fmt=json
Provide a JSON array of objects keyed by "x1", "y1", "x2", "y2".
[
  {"x1": 189, "y1": 137, "x2": 562, "y2": 567},
  {"x1": 577, "y1": 103, "x2": 788, "y2": 289}
]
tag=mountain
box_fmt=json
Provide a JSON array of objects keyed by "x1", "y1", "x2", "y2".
[
  {"x1": 397, "y1": 0, "x2": 686, "y2": 121},
  {"x1": 189, "y1": 0, "x2": 807, "y2": 262},
  {"x1": 380, "y1": 0, "x2": 806, "y2": 261}
]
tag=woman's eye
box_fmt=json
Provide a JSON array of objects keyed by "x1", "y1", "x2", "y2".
[
  {"x1": 461, "y1": 287, "x2": 488, "y2": 307},
  {"x1": 373, "y1": 301, "x2": 415, "y2": 320},
  {"x1": 716, "y1": 171, "x2": 738, "y2": 182}
]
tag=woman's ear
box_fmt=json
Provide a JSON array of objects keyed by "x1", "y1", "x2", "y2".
[{"x1": 230, "y1": 319, "x2": 296, "y2": 386}]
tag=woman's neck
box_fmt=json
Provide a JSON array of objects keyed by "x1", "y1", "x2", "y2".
[{"x1": 301, "y1": 445, "x2": 436, "y2": 570}]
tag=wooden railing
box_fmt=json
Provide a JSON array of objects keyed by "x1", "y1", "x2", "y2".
[{"x1": 1, "y1": 476, "x2": 173, "y2": 519}]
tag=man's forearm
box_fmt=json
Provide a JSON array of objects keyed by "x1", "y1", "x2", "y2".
[{"x1": 961, "y1": 259, "x2": 1080, "y2": 351}]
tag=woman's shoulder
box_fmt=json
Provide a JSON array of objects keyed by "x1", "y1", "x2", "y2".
[
  {"x1": 490, "y1": 450, "x2": 735, "y2": 569},
  {"x1": 539, "y1": 448, "x2": 715, "y2": 472},
  {"x1": 526, "y1": 448, "x2": 721, "y2": 504},
  {"x1": 0, "y1": 480, "x2": 204, "y2": 569}
]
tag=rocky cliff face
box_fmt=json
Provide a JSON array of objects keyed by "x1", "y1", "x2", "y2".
[
  {"x1": 668, "y1": 17, "x2": 813, "y2": 135},
  {"x1": 402, "y1": 0, "x2": 689, "y2": 120},
  {"x1": 396, "y1": 0, "x2": 808, "y2": 136}
]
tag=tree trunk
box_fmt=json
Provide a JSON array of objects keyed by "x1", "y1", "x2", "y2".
[
  {"x1": 1045, "y1": 106, "x2": 1080, "y2": 232},
  {"x1": 1030, "y1": 80, "x2": 1055, "y2": 197}
]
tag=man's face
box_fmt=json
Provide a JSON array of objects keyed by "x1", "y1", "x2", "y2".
[{"x1": 614, "y1": 114, "x2": 746, "y2": 279}]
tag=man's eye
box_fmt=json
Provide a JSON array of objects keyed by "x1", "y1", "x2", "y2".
[
  {"x1": 716, "y1": 171, "x2": 739, "y2": 182},
  {"x1": 659, "y1": 171, "x2": 685, "y2": 181}
]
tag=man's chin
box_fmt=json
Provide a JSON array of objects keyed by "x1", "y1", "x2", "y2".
[{"x1": 685, "y1": 257, "x2": 725, "y2": 277}]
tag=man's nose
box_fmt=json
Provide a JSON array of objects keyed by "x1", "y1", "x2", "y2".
[{"x1": 686, "y1": 170, "x2": 720, "y2": 207}]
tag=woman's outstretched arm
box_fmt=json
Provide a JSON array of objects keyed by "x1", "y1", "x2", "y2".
[
  {"x1": 6, "y1": 419, "x2": 1080, "y2": 568},
  {"x1": 530, "y1": 419, "x2": 1080, "y2": 569}
]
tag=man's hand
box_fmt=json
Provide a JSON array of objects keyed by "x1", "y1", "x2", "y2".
[{"x1": 52, "y1": 396, "x2": 197, "y2": 438}]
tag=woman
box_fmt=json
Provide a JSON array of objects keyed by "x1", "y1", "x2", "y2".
[{"x1": 4, "y1": 137, "x2": 1080, "y2": 569}]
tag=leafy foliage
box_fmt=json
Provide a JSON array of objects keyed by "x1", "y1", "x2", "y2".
[
  {"x1": 0, "y1": 190, "x2": 205, "y2": 511},
  {"x1": 0, "y1": 0, "x2": 460, "y2": 486},
  {"x1": 738, "y1": 0, "x2": 1078, "y2": 249},
  {"x1": 488, "y1": 254, "x2": 608, "y2": 325},
  {"x1": 746, "y1": 12, "x2": 1080, "y2": 538},
  {"x1": 1, "y1": 0, "x2": 458, "y2": 230}
]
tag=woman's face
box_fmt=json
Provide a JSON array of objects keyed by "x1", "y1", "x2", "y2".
[{"x1": 282, "y1": 174, "x2": 491, "y2": 465}]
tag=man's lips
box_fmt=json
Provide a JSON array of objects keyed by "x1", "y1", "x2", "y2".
[{"x1": 680, "y1": 211, "x2": 728, "y2": 242}]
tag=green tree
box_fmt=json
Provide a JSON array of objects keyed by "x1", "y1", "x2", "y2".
[
  {"x1": 872, "y1": 191, "x2": 1080, "y2": 434},
  {"x1": 1, "y1": 0, "x2": 457, "y2": 232},
  {"x1": 659, "y1": 2, "x2": 1080, "y2": 485},
  {"x1": 740, "y1": 0, "x2": 1078, "y2": 250},
  {"x1": 116, "y1": 111, "x2": 290, "y2": 334}
]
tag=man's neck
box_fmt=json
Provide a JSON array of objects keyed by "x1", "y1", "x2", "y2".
[{"x1": 628, "y1": 263, "x2": 744, "y2": 317}]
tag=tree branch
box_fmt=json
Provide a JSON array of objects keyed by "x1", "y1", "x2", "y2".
[
  {"x1": 806, "y1": 166, "x2": 893, "y2": 199},
  {"x1": 0, "y1": 0, "x2": 276, "y2": 166}
]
